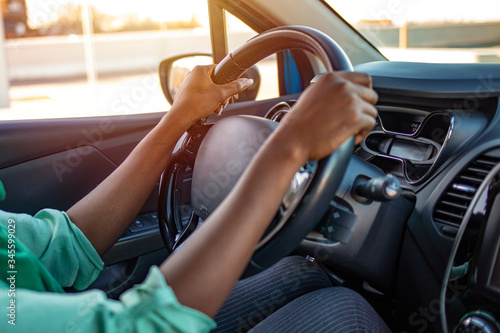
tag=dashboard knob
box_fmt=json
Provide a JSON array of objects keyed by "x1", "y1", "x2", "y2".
[
  {"x1": 353, "y1": 174, "x2": 402, "y2": 203},
  {"x1": 455, "y1": 313, "x2": 500, "y2": 333}
]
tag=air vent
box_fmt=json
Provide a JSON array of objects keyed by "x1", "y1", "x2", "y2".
[{"x1": 433, "y1": 149, "x2": 500, "y2": 228}]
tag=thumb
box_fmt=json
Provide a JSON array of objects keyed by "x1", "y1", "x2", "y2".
[{"x1": 221, "y1": 78, "x2": 254, "y2": 100}]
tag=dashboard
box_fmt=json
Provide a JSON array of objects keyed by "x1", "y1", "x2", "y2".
[
  {"x1": 359, "y1": 61, "x2": 500, "y2": 332},
  {"x1": 295, "y1": 61, "x2": 500, "y2": 332}
]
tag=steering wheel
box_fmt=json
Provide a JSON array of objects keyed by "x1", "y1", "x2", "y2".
[{"x1": 158, "y1": 25, "x2": 354, "y2": 277}]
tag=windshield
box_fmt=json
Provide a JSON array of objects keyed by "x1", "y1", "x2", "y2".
[{"x1": 325, "y1": 0, "x2": 500, "y2": 63}]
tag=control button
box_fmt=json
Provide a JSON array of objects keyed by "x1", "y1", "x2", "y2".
[
  {"x1": 320, "y1": 204, "x2": 357, "y2": 244},
  {"x1": 128, "y1": 214, "x2": 160, "y2": 233},
  {"x1": 185, "y1": 133, "x2": 204, "y2": 154},
  {"x1": 185, "y1": 137, "x2": 196, "y2": 153},
  {"x1": 128, "y1": 219, "x2": 145, "y2": 233}
]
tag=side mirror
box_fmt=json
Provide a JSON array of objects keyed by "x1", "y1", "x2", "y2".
[
  {"x1": 159, "y1": 53, "x2": 261, "y2": 105},
  {"x1": 159, "y1": 54, "x2": 213, "y2": 105}
]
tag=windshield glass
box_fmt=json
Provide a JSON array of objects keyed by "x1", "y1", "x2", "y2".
[{"x1": 325, "y1": 0, "x2": 500, "y2": 63}]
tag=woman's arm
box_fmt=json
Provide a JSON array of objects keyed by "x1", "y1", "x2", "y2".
[
  {"x1": 67, "y1": 65, "x2": 253, "y2": 255},
  {"x1": 160, "y1": 71, "x2": 379, "y2": 317},
  {"x1": 68, "y1": 65, "x2": 378, "y2": 318}
]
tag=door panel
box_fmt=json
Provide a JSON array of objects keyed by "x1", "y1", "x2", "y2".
[
  {"x1": 0, "y1": 88, "x2": 298, "y2": 294},
  {"x1": 0, "y1": 112, "x2": 166, "y2": 294},
  {"x1": 0, "y1": 112, "x2": 164, "y2": 170},
  {"x1": 0, "y1": 112, "x2": 164, "y2": 211},
  {"x1": 0, "y1": 147, "x2": 117, "y2": 215}
]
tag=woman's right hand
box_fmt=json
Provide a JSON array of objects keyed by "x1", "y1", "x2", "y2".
[{"x1": 277, "y1": 71, "x2": 378, "y2": 162}]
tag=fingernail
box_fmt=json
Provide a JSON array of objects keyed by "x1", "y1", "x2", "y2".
[
  {"x1": 239, "y1": 78, "x2": 254, "y2": 89},
  {"x1": 216, "y1": 100, "x2": 229, "y2": 116},
  {"x1": 217, "y1": 104, "x2": 224, "y2": 116}
]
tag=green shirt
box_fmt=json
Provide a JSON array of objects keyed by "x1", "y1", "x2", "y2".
[{"x1": 0, "y1": 209, "x2": 215, "y2": 332}]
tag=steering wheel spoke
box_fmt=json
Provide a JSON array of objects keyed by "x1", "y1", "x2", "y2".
[
  {"x1": 281, "y1": 162, "x2": 317, "y2": 211},
  {"x1": 158, "y1": 120, "x2": 212, "y2": 252},
  {"x1": 172, "y1": 211, "x2": 199, "y2": 251}
]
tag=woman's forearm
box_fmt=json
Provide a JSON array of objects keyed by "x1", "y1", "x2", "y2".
[{"x1": 67, "y1": 111, "x2": 191, "y2": 255}]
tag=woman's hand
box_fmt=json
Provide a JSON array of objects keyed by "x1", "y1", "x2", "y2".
[
  {"x1": 168, "y1": 64, "x2": 254, "y2": 127},
  {"x1": 277, "y1": 71, "x2": 378, "y2": 162}
]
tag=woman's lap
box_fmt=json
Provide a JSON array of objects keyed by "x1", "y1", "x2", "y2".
[
  {"x1": 213, "y1": 256, "x2": 390, "y2": 333},
  {"x1": 249, "y1": 287, "x2": 391, "y2": 333},
  {"x1": 213, "y1": 256, "x2": 332, "y2": 332}
]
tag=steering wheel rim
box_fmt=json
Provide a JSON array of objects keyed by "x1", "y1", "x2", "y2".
[
  {"x1": 158, "y1": 25, "x2": 354, "y2": 276},
  {"x1": 212, "y1": 25, "x2": 352, "y2": 83}
]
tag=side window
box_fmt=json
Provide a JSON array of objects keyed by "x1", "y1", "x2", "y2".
[
  {"x1": 225, "y1": 11, "x2": 280, "y2": 101},
  {"x1": 0, "y1": 0, "x2": 211, "y2": 120}
]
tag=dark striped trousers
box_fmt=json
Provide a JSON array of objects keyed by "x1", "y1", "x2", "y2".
[{"x1": 213, "y1": 256, "x2": 391, "y2": 333}]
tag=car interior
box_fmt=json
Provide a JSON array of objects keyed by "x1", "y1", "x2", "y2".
[{"x1": 1, "y1": 0, "x2": 500, "y2": 332}]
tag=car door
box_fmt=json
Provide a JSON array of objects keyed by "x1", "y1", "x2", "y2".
[{"x1": 0, "y1": 0, "x2": 295, "y2": 297}]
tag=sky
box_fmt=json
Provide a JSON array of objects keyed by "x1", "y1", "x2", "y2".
[
  {"x1": 327, "y1": 0, "x2": 500, "y2": 25},
  {"x1": 26, "y1": 0, "x2": 500, "y2": 28}
]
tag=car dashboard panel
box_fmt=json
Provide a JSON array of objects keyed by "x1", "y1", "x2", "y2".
[
  {"x1": 296, "y1": 60, "x2": 500, "y2": 332},
  {"x1": 352, "y1": 61, "x2": 500, "y2": 331}
]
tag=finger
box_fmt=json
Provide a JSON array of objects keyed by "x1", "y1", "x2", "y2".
[
  {"x1": 220, "y1": 78, "x2": 254, "y2": 100},
  {"x1": 356, "y1": 124, "x2": 374, "y2": 143},
  {"x1": 320, "y1": 72, "x2": 377, "y2": 102},
  {"x1": 184, "y1": 65, "x2": 215, "y2": 85},
  {"x1": 348, "y1": 83, "x2": 378, "y2": 105},
  {"x1": 354, "y1": 114, "x2": 377, "y2": 144},
  {"x1": 321, "y1": 72, "x2": 377, "y2": 105},
  {"x1": 355, "y1": 133, "x2": 367, "y2": 145},
  {"x1": 360, "y1": 102, "x2": 378, "y2": 119},
  {"x1": 204, "y1": 64, "x2": 217, "y2": 77},
  {"x1": 336, "y1": 71, "x2": 373, "y2": 89},
  {"x1": 362, "y1": 86, "x2": 378, "y2": 105}
]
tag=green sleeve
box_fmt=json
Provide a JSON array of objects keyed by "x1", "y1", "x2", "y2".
[
  {"x1": 0, "y1": 209, "x2": 104, "y2": 290},
  {"x1": 0, "y1": 266, "x2": 216, "y2": 333}
]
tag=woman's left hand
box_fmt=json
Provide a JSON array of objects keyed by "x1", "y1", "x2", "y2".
[{"x1": 169, "y1": 64, "x2": 254, "y2": 127}]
